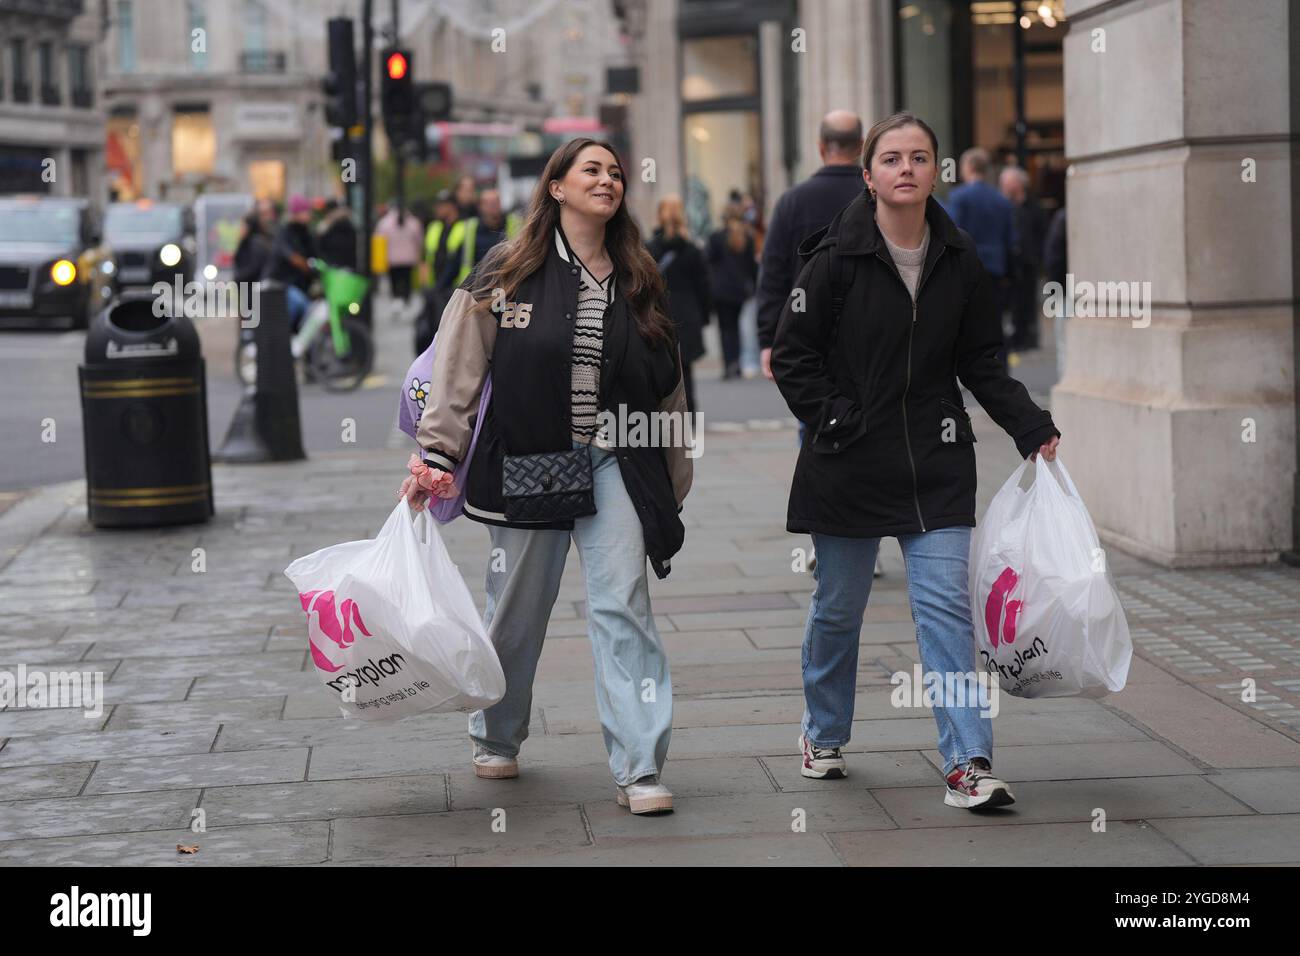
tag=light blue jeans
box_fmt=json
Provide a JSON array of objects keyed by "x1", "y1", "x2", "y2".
[
  {"x1": 468, "y1": 439, "x2": 672, "y2": 786},
  {"x1": 801, "y1": 526, "x2": 993, "y2": 776}
]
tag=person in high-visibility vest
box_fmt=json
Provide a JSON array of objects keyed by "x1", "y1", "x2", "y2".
[
  {"x1": 441, "y1": 188, "x2": 523, "y2": 290},
  {"x1": 421, "y1": 190, "x2": 462, "y2": 289}
]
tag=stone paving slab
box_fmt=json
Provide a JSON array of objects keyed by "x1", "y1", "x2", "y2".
[
  {"x1": 0, "y1": 707, "x2": 110, "y2": 737},
  {"x1": 828, "y1": 820, "x2": 1197, "y2": 866},
  {"x1": 456, "y1": 833, "x2": 843, "y2": 866},
  {"x1": 870, "y1": 775, "x2": 1251, "y2": 829},
  {"x1": 84, "y1": 747, "x2": 310, "y2": 795},
  {"x1": 105, "y1": 696, "x2": 287, "y2": 731},
  {"x1": 1146, "y1": 814, "x2": 1300, "y2": 865},
  {"x1": 1102, "y1": 681, "x2": 1300, "y2": 768},
  {"x1": 201, "y1": 774, "x2": 449, "y2": 825},
  {"x1": 0, "y1": 727, "x2": 219, "y2": 767},
  {"x1": 1201, "y1": 768, "x2": 1300, "y2": 814},
  {"x1": 329, "y1": 805, "x2": 589, "y2": 862},
  {"x1": 0, "y1": 762, "x2": 95, "y2": 800},
  {"x1": 0, "y1": 821, "x2": 331, "y2": 866},
  {"x1": 0, "y1": 789, "x2": 200, "y2": 840}
]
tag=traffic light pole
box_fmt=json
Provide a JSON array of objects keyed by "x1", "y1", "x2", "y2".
[
  {"x1": 361, "y1": 0, "x2": 374, "y2": 326},
  {"x1": 392, "y1": 0, "x2": 404, "y2": 216}
]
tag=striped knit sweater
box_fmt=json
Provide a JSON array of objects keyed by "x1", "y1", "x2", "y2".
[{"x1": 556, "y1": 229, "x2": 614, "y2": 446}]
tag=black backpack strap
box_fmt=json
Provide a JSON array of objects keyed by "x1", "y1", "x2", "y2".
[{"x1": 827, "y1": 244, "x2": 856, "y2": 345}]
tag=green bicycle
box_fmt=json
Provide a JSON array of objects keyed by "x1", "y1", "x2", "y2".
[{"x1": 237, "y1": 260, "x2": 373, "y2": 392}]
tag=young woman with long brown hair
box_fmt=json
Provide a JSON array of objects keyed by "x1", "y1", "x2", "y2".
[
  {"x1": 772, "y1": 112, "x2": 1060, "y2": 809},
  {"x1": 399, "y1": 139, "x2": 692, "y2": 815}
]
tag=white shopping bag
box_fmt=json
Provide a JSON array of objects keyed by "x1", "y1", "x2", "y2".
[
  {"x1": 284, "y1": 498, "x2": 505, "y2": 721},
  {"x1": 969, "y1": 455, "x2": 1132, "y2": 698}
]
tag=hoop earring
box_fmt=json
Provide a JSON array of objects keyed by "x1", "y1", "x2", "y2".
[{"x1": 557, "y1": 196, "x2": 566, "y2": 205}]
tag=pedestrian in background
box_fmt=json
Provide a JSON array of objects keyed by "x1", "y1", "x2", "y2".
[
  {"x1": 453, "y1": 174, "x2": 478, "y2": 221},
  {"x1": 771, "y1": 111, "x2": 1060, "y2": 810},
  {"x1": 647, "y1": 194, "x2": 711, "y2": 412},
  {"x1": 374, "y1": 203, "x2": 425, "y2": 308},
  {"x1": 757, "y1": 110, "x2": 865, "y2": 384},
  {"x1": 943, "y1": 147, "x2": 1016, "y2": 366},
  {"x1": 438, "y1": 188, "x2": 522, "y2": 293},
  {"x1": 316, "y1": 198, "x2": 358, "y2": 272},
  {"x1": 233, "y1": 209, "x2": 273, "y2": 286},
  {"x1": 400, "y1": 138, "x2": 691, "y2": 815},
  {"x1": 999, "y1": 166, "x2": 1047, "y2": 351},
  {"x1": 706, "y1": 208, "x2": 757, "y2": 380},
  {"x1": 414, "y1": 189, "x2": 462, "y2": 355},
  {"x1": 263, "y1": 193, "x2": 317, "y2": 333},
  {"x1": 755, "y1": 111, "x2": 876, "y2": 575}
]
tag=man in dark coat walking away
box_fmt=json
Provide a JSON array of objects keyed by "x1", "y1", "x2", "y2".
[
  {"x1": 999, "y1": 166, "x2": 1047, "y2": 351},
  {"x1": 943, "y1": 148, "x2": 1016, "y2": 364},
  {"x1": 757, "y1": 110, "x2": 865, "y2": 382}
]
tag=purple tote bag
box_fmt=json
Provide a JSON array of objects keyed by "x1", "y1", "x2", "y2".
[{"x1": 397, "y1": 336, "x2": 491, "y2": 524}]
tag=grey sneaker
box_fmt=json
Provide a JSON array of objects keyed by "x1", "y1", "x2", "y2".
[
  {"x1": 616, "y1": 775, "x2": 674, "y2": 814},
  {"x1": 944, "y1": 757, "x2": 1015, "y2": 809},
  {"x1": 471, "y1": 743, "x2": 519, "y2": 779}
]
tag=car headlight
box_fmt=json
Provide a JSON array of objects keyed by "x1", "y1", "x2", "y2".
[
  {"x1": 159, "y1": 243, "x2": 182, "y2": 267},
  {"x1": 51, "y1": 260, "x2": 77, "y2": 286},
  {"x1": 101, "y1": 260, "x2": 116, "y2": 276}
]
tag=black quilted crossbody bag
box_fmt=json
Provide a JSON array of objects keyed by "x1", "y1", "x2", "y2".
[{"x1": 501, "y1": 447, "x2": 597, "y2": 522}]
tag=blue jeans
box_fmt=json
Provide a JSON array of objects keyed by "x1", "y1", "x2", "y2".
[
  {"x1": 801, "y1": 526, "x2": 992, "y2": 776},
  {"x1": 468, "y1": 439, "x2": 672, "y2": 786},
  {"x1": 285, "y1": 283, "x2": 310, "y2": 333}
]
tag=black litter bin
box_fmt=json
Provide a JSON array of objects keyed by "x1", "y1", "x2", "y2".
[{"x1": 79, "y1": 294, "x2": 214, "y2": 527}]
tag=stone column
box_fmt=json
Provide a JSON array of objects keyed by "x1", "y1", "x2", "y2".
[
  {"x1": 1053, "y1": 0, "x2": 1294, "y2": 566},
  {"x1": 625, "y1": 0, "x2": 682, "y2": 229},
  {"x1": 795, "y1": 0, "x2": 893, "y2": 182}
]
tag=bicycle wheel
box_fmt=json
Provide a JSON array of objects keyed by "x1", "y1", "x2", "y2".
[{"x1": 307, "y1": 317, "x2": 373, "y2": 392}]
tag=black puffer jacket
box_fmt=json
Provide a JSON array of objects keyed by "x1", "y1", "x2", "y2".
[{"x1": 771, "y1": 191, "x2": 1059, "y2": 538}]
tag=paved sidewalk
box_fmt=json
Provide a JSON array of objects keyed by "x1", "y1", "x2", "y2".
[{"x1": 1, "y1": 408, "x2": 1299, "y2": 866}]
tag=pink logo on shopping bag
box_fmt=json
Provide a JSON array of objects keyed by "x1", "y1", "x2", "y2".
[
  {"x1": 984, "y1": 567, "x2": 1023, "y2": 648},
  {"x1": 299, "y1": 589, "x2": 372, "y2": 672}
]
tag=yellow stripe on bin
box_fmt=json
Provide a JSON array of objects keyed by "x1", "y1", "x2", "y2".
[
  {"x1": 82, "y1": 377, "x2": 198, "y2": 389},
  {"x1": 83, "y1": 386, "x2": 200, "y2": 399},
  {"x1": 89, "y1": 493, "x2": 210, "y2": 508},
  {"x1": 90, "y1": 483, "x2": 209, "y2": 497}
]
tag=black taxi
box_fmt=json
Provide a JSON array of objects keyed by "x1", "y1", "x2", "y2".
[{"x1": 0, "y1": 195, "x2": 112, "y2": 330}]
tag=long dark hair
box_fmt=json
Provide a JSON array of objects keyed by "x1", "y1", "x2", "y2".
[{"x1": 470, "y1": 138, "x2": 673, "y2": 346}]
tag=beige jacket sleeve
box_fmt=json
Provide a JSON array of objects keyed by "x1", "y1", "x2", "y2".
[
  {"x1": 659, "y1": 348, "x2": 694, "y2": 509},
  {"x1": 415, "y1": 287, "x2": 497, "y2": 472}
]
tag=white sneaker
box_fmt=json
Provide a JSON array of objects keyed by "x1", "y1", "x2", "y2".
[
  {"x1": 471, "y1": 744, "x2": 518, "y2": 779},
  {"x1": 616, "y1": 775, "x2": 674, "y2": 814},
  {"x1": 873, "y1": 554, "x2": 884, "y2": 578},
  {"x1": 799, "y1": 733, "x2": 847, "y2": 779}
]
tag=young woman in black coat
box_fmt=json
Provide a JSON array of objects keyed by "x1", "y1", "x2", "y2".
[
  {"x1": 771, "y1": 112, "x2": 1061, "y2": 810},
  {"x1": 646, "y1": 194, "x2": 711, "y2": 412}
]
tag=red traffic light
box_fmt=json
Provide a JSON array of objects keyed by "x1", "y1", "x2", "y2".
[{"x1": 386, "y1": 51, "x2": 408, "y2": 80}]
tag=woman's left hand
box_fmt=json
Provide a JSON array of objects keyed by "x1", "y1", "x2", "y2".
[{"x1": 1031, "y1": 435, "x2": 1060, "y2": 462}]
